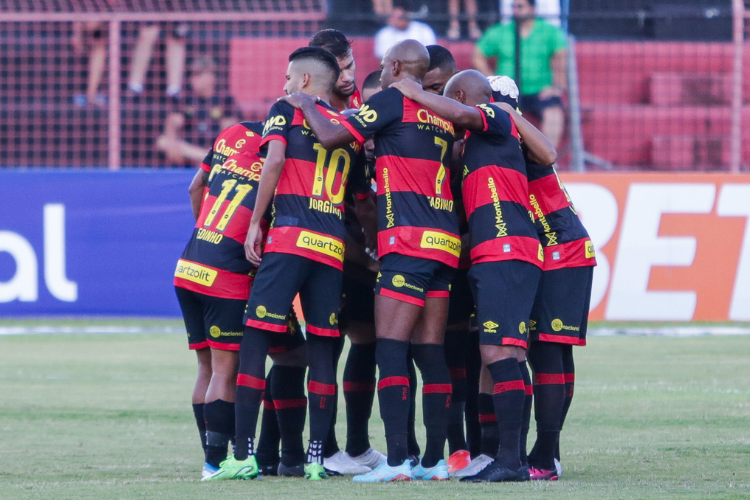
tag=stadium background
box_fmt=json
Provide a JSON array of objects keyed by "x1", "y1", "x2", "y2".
[{"x1": 1, "y1": 0, "x2": 748, "y2": 321}]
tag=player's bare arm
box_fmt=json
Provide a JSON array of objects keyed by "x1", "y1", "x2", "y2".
[
  {"x1": 244, "y1": 139, "x2": 285, "y2": 265},
  {"x1": 389, "y1": 78, "x2": 485, "y2": 131},
  {"x1": 278, "y1": 92, "x2": 355, "y2": 150},
  {"x1": 188, "y1": 168, "x2": 209, "y2": 220},
  {"x1": 495, "y1": 102, "x2": 558, "y2": 166}
]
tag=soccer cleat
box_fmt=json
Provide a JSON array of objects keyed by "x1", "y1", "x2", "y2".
[
  {"x1": 201, "y1": 455, "x2": 259, "y2": 481},
  {"x1": 257, "y1": 460, "x2": 279, "y2": 477},
  {"x1": 348, "y1": 447, "x2": 387, "y2": 470},
  {"x1": 412, "y1": 459, "x2": 450, "y2": 480},
  {"x1": 451, "y1": 454, "x2": 493, "y2": 478},
  {"x1": 529, "y1": 467, "x2": 559, "y2": 481},
  {"x1": 554, "y1": 458, "x2": 563, "y2": 478},
  {"x1": 277, "y1": 462, "x2": 305, "y2": 477},
  {"x1": 447, "y1": 449, "x2": 472, "y2": 474},
  {"x1": 352, "y1": 459, "x2": 415, "y2": 482},
  {"x1": 201, "y1": 462, "x2": 219, "y2": 479},
  {"x1": 304, "y1": 462, "x2": 329, "y2": 481},
  {"x1": 459, "y1": 459, "x2": 527, "y2": 483},
  {"x1": 323, "y1": 451, "x2": 372, "y2": 474}
]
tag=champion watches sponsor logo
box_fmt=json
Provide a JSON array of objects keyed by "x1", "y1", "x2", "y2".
[
  {"x1": 295, "y1": 231, "x2": 345, "y2": 261},
  {"x1": 174, "y1": 260, "x2": 217, "y2": 286},
  {"x1": 419, "y1": 231, "x2": 461, "y2": 257}
]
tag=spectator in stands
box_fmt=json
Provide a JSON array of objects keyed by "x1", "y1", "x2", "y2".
[
  {"x1": 157, "y1": 56, "x2": 239, "y2": 167},
  {"x1": 447, "y1": 0, "x2": 482, "y2": 40},
  {"x1": 71, "y1": 22, "x2": 108, "y2": 107},
  {"x1": 372, "y1": 0, "x2": 393, "y2": 17},
  {"x1": 373, "y1": 1, "x2": 436, "y2": 59},
  {"x1": 127, "y1": 23, "x2": 189, "y2": 97},
  {"x1": 473, "y1": 0, "x2": 567, "y2": 148},
  {"x1": 501, "y1": 0, "x2": 561, "y2": 27}
]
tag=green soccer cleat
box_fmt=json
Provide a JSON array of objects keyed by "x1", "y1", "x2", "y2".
[
  {"x1": 201, "y1": 455, "x2": 259, "y2": 481},
  {"x1": 304, "y1": 462, "x2": 329, "y2": 481}
]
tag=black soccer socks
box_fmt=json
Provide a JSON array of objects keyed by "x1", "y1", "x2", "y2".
[
  {"x1": 343, "y1": 342, "x2": 377, "y2": 457},
  {"x1": 487, "y1": 358, "x2": 525, "y2": 470},
  {"x1": 192, "y1": 403, "x2": 207, "y2": 452},
  {"x1": 444, "y1": 331, "x2": 469, "y2": 454},
  {"x1": 477, "y1": 392, "x2": 498, "y2": 457},
  {"x1": 376, "y1": 338, "x2": 411, "y2": 466},
  {"x1": 204, "y1": 399, "x2": 235, "y2": 468},
  {"x1": 271, "y1": 365, "x2": 307, "y2": 467},
  {"x1": 234, "y1": 326, "x2": 271, "y2": 460},
  {"x1": 255, "y1": 369, "x2": 280, "y2": 468},
  {"x1": 306, "y1": 335, "x2": 338, "y2": 464},
  {"x1": 528, "y1": 341, "x2": 566, "y2": 469},
  {"x1": 412, "y1": 343, "x2": 452, "y2": 468}
]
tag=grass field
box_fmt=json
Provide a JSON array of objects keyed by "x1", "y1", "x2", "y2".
[{"x1": 1, "y1": 320, "x2": 749, "y2": 499}]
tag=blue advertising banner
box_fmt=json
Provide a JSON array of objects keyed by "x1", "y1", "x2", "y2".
[{"x1": 0, "y1": 170, "x2": 197, "y2": 316}]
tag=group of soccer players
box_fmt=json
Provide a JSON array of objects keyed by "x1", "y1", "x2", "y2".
[{"x1": 173, "y1": 28, "x2": 595, "y2": 484}]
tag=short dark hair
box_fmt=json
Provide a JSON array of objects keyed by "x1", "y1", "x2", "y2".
[
  {"x1": 426, "y1": 45, "x2": 456, "y2": 73},
  {"x1": 362, "y1": 70, "x2": 382, "y2": 90},
  {"x1": 289, "y1": 46, "x2": 341, "y2": 84},
  {"x1": 309, "y1": 29, "x2": 352, "y2": 59}
]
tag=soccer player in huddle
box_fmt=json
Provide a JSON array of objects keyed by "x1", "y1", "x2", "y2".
[
  {"x1": 309, "y1": 29, "x2": 362, "y2": 111},
  {"x1": 391, "y1": 69, "x2": 557, "y2": 482},
  {"x1": 174, "y1": 121, "x2": 306, "y2": 479},
  {"x1": 282, "y1": 40, "x2": 460, "y2": 482},
  {"x1": 203, "y1": 46, "x2": 373, "y2": 482},
  {"x1": 488, "y1": 75, "x2": 596, "y2": 481}
]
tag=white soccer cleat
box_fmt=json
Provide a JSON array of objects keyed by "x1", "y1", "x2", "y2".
[
  {"x1": 554, "y1": 458, "x2": 563, "y2": 478},
  {"x1": 348, "y1": 447, "x2": 387, "y2": 470},
  {"x1": 323, "y1": 451, "x2": 372, "y2": 475},
  {"x1": 201, "y1": 462, "x2": 219, "y2": 479},
  {"x1": 451, "y1": 453, "x2": 493, "y2": 478}
]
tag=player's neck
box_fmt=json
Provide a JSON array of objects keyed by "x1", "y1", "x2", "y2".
[
  {"x1": 303, "y1": 89, "x2": 330, "y2": 105},
  {"x1": 329, "y1": 92, "x2": 348, "y2": 111}
]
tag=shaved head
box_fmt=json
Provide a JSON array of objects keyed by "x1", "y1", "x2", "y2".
[
  {"x1": 444, "y1": 69, "x2": 493, "y2": 106},
  {"x1": 380, "y1": 39, "x2": 430, "y2": 88}
]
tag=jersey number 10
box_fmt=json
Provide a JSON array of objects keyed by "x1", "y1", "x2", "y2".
[{"x1": 312, "y1": 144, "x2": 351, "y2": 205}]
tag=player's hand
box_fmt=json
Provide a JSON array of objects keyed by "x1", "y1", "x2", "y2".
[
  {"x1": 244, "y1": 222, "x2": 264, "y2": 265},
  {"x1": 278, "y1": 92, "x2": 318, "y2": 110},
  {"x1": 389, "y1": 78, "x2": 423, "y2": 100}
]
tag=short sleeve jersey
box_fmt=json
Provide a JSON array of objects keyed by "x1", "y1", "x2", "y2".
[
  {"x1": 348, "y1": 88, "x2": 363, "y2": 110},
  {"x1": 201, "y1": 121, "x2": 265, "y2": 179},
  {"x1": 476, "y1": 20, "x2": 567, "y2": 95},
  {"x1": 174, "y1": 150, "x2": 267, "y2": 300},
  {"x1": 462, "y1": 103, "x2": 543, "y2": 267},
  {"x1": 525, "y1": 155, "x2": 596, "y2": 271},
  {"x1": 342, "y1": 87, "x2": 461, "y2": 267},
  {"x1": 260, "y1": 100, "x2": 369, "y2": 270}
]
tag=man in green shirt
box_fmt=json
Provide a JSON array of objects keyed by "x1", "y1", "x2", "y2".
[{"x1": 473, "y1": 0, "x2": 567, "y2": 148}]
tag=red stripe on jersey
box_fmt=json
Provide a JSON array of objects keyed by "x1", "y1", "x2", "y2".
[
  {"x1": 401, "y1": 98, "x2": 455, "y2": 135},
  {"x1": 578, "y1": 339, "x2": 587, "y2": 346},
  {"x1": 237, "y1": 374, "x2": 265, "y2": 390},
  {"x1": 274, "y1": 398, "x2": 307, "y2": 409},
  {"x1": 376, "y1": 155, "x2": 450, "y2": 198},
  {"x1": 292, "y1": 105, "x2": 344, "y2": 127},
  {"x1": 214, "y1": 123, "x2": 264, "y2": 156},
  {"x1": 343, "y1": 382, "x2": 376, "y2": 392},
  {"x1": 173, "y1": 260, "x2": 252, "y2": 300},
  {"x1": 349, "y1": 89, "x2": 362, "y2": 110},
  {"x1": 196, "y1": 198, "x2": 254, "y2": 244},
  {"x1": 306, "y1": 324, "x2": 340, "y2": 337},
  {"x1": 564, "y1": 373, "x2": 576, "y2": 383},
  {"x1": 462, "y1": 166, "x2": 531, "y2": 220},
  {"x1": 525, "y1": 384, "x2": 534, "y2": 395},
  {"x1": 308, "y1": 381, "x2": 337, "y2": 395},
  {"x1": 507, "y1": 111, "x2": 521, "y2": 140},
  {"x1": 201, "y1": 161, "x2": 211, "y2": 173},
  {"x1": 538, "y1": 333, "x2": 582, "y2": 346},
  {"x1": 189, "y1": 341, "x2": 209, "y2": 350},
  {"x1": 378, "y1": 227, "x2": 460, "y2": 268},
  {"x1": 493, "y1": 380, "x2": 525, "y2": 394},
  {"x1": 534, "y1": 373, "x2": 566, "y2": 385},
  {"x1": 528, "y1": 173, "x2": 571, "y2": 217},
  {"x1": 478, "y1": 413, "x2": 497, "y2": 423},
  {"x1": 275, "y1": 158, "x2": 316, "y2": 198},
  {"x1": 244, "y1": 318, "x2": 288, "y2": 333},
  {"x1": 470, "y1": 236, "x2": 543, "y2": 267},
  {"x1": 341, "y1": 119, "x2": 365, "y2": 144},
  {"x1": 501, "y1": 337, "x2": 528, "y2": 349},
  {"x1": 206, "y1": 339, "x2": 241, "y2": 351},
  {"x1": 265, "y1": 226, "x2": 345, "y2": 270},
  {"x1": 449, "y1": 368, "x2": 467, "y2": 379},
  {"x1": 378, "y1": 287, "x2": 425, "y2": 307},
  {"x1": 260, "y1": 134, "x2": 287, "y2": 148},
  {"x1": 378, "y1": 376, "x2": 410, "y2": 390},
  {"x1": 423, "y1": 383, "x2": 453, "y2": 394},
  {"x1": 426, "y1": 290, "x2": 449, "y2": 298},
  {"x1": 263, "y1": 399, "x2": 274, "y2": 410},
  {"x1": 542, "y1": 237, "x2": 597, "y2": 271}
]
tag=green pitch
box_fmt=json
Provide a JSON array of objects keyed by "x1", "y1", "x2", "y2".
[{"x1": 0, "y1": 322, "x2": 748, "y2": 499}]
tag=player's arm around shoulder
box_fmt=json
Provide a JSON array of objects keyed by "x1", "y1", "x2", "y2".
[
  {"x1": 277, "y1": 93, "x2": 355, "y2": 150},
  {"x1": 494, "y1": 102, "x2": 557, "y2": 166},
  {"x1": 389, "y1": 78, "x2": 484, "y2": 131}
]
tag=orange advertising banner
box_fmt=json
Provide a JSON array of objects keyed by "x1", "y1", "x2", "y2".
[{"x1": 560, "y1": 173, "x2": 750, "y2": 322}]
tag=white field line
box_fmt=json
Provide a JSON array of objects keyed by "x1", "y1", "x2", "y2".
[
  {"x1": 0, "y1": 325, "x2": 184, "y2": 336},
  {"x1": 589, "y1": 326, "x2": 750, "y2": 337}
]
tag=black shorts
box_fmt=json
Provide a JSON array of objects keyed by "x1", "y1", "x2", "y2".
[
  {"x1": 375, "y1": 253, "x2": 455, "y2": 307},
  {"x1": 447, "y1": 268, "x2": 475, "y2": 325},
  {"x1": 530, "y1": 266, "x2": 594, "y2": 346},
  {"x1": 519, "y1": 93, "x2": 564, "y2": 120},
  {"x1": 468, "y1": 260, "x2": 541, "y2": 349},
  {"x1": 245, "y1": 252, "x2": 343, "y2": 337},
  {"x1": 340, "y1": 274, "x2": 376, "y2": 328}
]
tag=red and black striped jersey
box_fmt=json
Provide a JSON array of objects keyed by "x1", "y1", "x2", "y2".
[
  {"x1": 342, "y1": 87, "x2": 461, "y2": 267},
  {"x1": 348, "y1": 88, "x2": 363, "y2": 110},
  {"x1": 525, "y1": 155, "x2": 596, "y2": 270},
  {"x1": 175, "y1": 150, "x2": 267, "y2": 300},
  {"x1": 461, "y1": 103, "x2": 543, "y2": 267},
  {"x1": 201, "y1": 121, "x2": 265, "y2": 180},
  {"x1": 260, "y1": 100, "x2": 369, "y2": 270}
]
